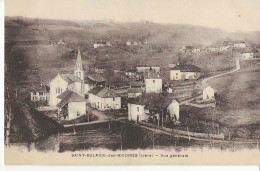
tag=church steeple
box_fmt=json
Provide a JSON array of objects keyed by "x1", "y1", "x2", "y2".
[{"x1": 74, "y1": 48, "x2": 84, "y2": 81}]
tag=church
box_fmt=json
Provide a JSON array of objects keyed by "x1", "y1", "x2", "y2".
[{"x1": 49, "y1": 49, "x2": 86, "y2": 106}]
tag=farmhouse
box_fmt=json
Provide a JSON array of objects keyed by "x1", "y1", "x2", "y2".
[
  {"x1": 30, "y1": 83, "x2": 50, "y2": 102},
  {"x1": 170, "y1": 64, "x2": 202, "y2": 80},
  {"x1": 56, "y1": 90, "x2": 86, "y2": 120},
  {"x1": 240, "y1": 52, "x2": 254, "y2": 60},
  {"x1": 144, "y1": 72, "x2": 162, "y2": 93},
  {"x1": 128, "y1": 94, "x2": 180, "y2": 123},
  {"x1": 94, "y1": 41, "x2": 111, "y2": 48},
  {"x1": 88, "y1": 87, "x2": 121, "y2": 111},
  {"x1": 85, "y1": 73, "x2": 106, "y2": 93},
  {"x1": 202, "y1": 86, "x2": 215, "y2": 101},
  {"x1": 49, "y1": 49, "x2": 85, "y2": 106},
  {"x1": 234, "y1": 41, "x2": 246, "y2": 48}
]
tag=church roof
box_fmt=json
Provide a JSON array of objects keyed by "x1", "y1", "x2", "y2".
[
  {"x1": 59, "y1": 74, "x2": 83, "y2": 84},
  {"x1": 56, "y1": 90, "x2": 85, "y2": 108},
  {"x1": 88, "y1": 87, "x2": 119, "y2": 98}
]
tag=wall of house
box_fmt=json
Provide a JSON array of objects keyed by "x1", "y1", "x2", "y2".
[
  {"x1": 234, "y1": 43, "x2": 246, "y2": 48},
  {"x1": 89, "y1": 94, "x2": 121, "y2": 111},
  {"x1": 241, "y1": 53, "x2": 253, "y2": 60},
  {"x1": 84, "y1": 83, "x2": 94, "y2": 94},
  {"x1": 167, "y1": 100, "x2": 180, "y2": 120},
  {"x1": 203, "y1": 88, "x2": 215, "y2": 101},
  {"x1": 128, "y1": 103, "x2": 147, "y2": 122},
  {"x1": 31, "y1": 92, "x2": 49, "y2": 101},
  {"x1": 49, "y1": 75, "x2": 68, "y2": 106},
  {"x1": 170, "y1": 70, "x2": 181, "y2": 80},
  {"x1": 68, "y1": 101, "x2": 86, "y2": 120},
  {"x1": 145, "y1": 78, "x2": 162, "y2": 93}
]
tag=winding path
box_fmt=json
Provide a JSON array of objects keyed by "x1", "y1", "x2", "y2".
[{"x1": 201, "y1": 58, "x2": 240, "y2": 88}]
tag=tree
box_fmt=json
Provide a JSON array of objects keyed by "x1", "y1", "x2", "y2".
[{"x1": 145, "y1": 132, "x2": 159, "y2": 149}]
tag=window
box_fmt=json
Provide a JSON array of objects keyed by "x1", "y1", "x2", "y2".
[
  {"x1": 153, "y1": 80, "x2": 155, "y2": 83},
  {"x1": 113, "y1": 97, "x2": 115, "y2": 101},
  {"x1": 33, "y1": 92, "x2": 36, "y2": 95},
  {"x1": 137, "y1": 107, "x2": 139, "y2": 112},
  {"x1": 39, "y1": 92, "x2": 44, "y2": 96}
]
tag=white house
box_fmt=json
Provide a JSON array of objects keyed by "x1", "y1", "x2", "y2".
[
  {"x1": 240, "y1": 52, "x2": 254, "y2": 60},
  {"x1": 128, "y1": 94, "x2": 180, "y2": 122},
  {"x1": 88, "y1": 87, "x2": 121, "y2": 111},
  {"x1": 234, "y1": 42, "x2": 246, "y2": 48},
  {"x1": 167, "y1": 100, "x2": 180, "y2": 120},
  {"x1": 49, "y1": 49, "x2": 85, "y2": 106},
  {"x1": 94, "y1": 41, "x2": 111, "y2": 48},
  {"x1": 144, "y1": 72, "x2": 162, "y2": 93},
  {"x1": 170, "y1": 64, "x2": 202, "y2": 80},
  {"x1": 203, "y1": 86, "x2": 215, "y2": 101},
  {"x1": 30, "y1": 83, "x2": 50, "y2": 102},
  {"x1": 56, "y1": 90, "x2": 86, "y2": 120}
]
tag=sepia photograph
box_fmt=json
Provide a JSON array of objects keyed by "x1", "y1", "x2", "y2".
[{"x1": 3, "y1": 0, "x2": 260, "y2": 165}]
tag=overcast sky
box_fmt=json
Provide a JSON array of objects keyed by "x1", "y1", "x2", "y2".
[{"x1": 5, "y1": 0, "x2": 260, "y2": 32}]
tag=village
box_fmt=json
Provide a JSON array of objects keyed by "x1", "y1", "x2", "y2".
[{"x1": 30, "y1": 38, "x2": 260, "y2": 143}]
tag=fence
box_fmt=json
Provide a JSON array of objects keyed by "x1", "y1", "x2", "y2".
[{"x1": 139, "y1": 121, "x2": 225, "y2": 140}]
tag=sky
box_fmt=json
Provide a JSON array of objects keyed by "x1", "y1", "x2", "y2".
[{"x1": 5, "y1": 0, "x2": 260, "y2": 32}]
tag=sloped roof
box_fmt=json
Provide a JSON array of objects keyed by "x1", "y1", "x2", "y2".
[
  {"x1": 128, "y1": 88, "x2": 143, "y2": 93},
  {"x1": 129, "y1": 81, "x2": 145, "y2": 87},
  {"x1": 129, "y1": 93, "x2": 178, "y2": 110},
  {"x1": 56, "y1": 90, "x2": 85, "y2": 108},
  {"x1": 86, "y1": 74, "x2": 106, "y2": 83},
  {"x1": 170, "y1": 64, "x2": 202, "y2": 72},
  {"x1": 31, "y1": 84, "x2": 50, "y2": 92},
  {"x1": 59, "y1": 74, "x2": 83, "y2": 84},
  {"x1": 88, "y1": 87, "x2": 119, "y2": 98}
]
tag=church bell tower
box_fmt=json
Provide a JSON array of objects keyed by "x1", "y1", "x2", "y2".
[{"x1": 74, "y1": 48, "x2": 85, "y2": 81}]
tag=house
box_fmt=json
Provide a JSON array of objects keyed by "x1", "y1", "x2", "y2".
[
  {"x1": 31, "y1": 83, "x2": 50, "y2": 102},
  {"x1": 170, "y1": 64, "x2": 202, "y2": 80},
  {"x1": 128, "y1": 94, "x2": 180, "y2": 123},
  {"x1": 128, "y1": 88, "x2": 143, "y2": 98},
  {"x1": 94, "y1": 41, "x2": 111, "y2": 48},
  {"x1": 144, "y1": 72, "x2": 162, "y2": 93},
  {"x1": 136, "y1": 66, "x2": 160, "y2": 73},
  {"x1": 234, "y1": 41, "x2": 246, "y2": 48},
  {"x1": 125, "y1": 68, "x2": 137, "y2": 77},
  {"x1": 56, "y1": 90, "x2": 86, "y2": 120},
  {"x1": 192, "y1": 48, "x2": 201, "y2": 53},
  {"x1": 181, "y1": 46, "x2": 193, "y2": 53},
  {"x1": 84, "y1": 74, "x2": 106, "y2": 93},
  {"x1": 202, "y1": 86, "x2": 215, "y2": 101},
  {"x1": 206, "y1": 46, "x2": 219, "y2": 52},
  {"x1": 88, "y1": 87, "x2": 121, "y2": 111},
  {"x1": 240, "y1": 52, "x2": 254, "y2": 60},
  {"x1": 94, "y1": 67, "x2": 106, "y2": 74},
  {"x1": 49, "y1": 49, "x2": 85, "y2": 106},
  {"x1": 219, "y1": 45, "x2": 230, "y2": 51}
]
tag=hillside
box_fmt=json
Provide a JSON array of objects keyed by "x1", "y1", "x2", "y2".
[{"x1": 5, "y1": 16, "x2": 260, "y2": 84}]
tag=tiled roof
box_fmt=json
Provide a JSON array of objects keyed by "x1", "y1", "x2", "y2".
[
  {"x1": 88, "y1": 87, "x2": 119, "y2": 98},
  {"x1": 56, "y1": 90, "x2": 85, "y2": 108},
  {"x1": 129, "y1": 93, "x2": 178, "y2": 110},
  {"x1": 170, "y1": 64, "x2": 202, "y2": 72},
  {"x1": 59, "y1": 74, "x2": 83, "y2": 84}
]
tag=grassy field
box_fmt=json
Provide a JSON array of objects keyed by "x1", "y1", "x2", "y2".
[{"x1": 207, "y1": 59, "x2": 260, "y2": 127}]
